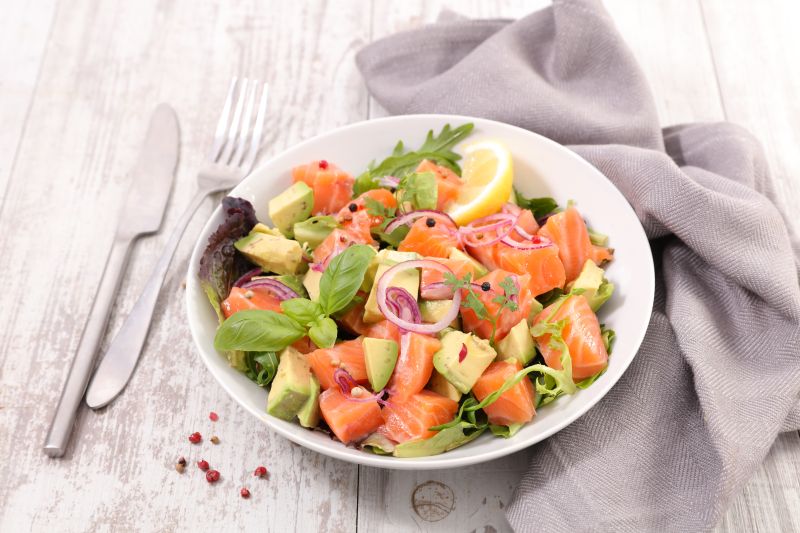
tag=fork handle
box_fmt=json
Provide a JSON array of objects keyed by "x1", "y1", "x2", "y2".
[
  {"x1": 84, "y1": 189, "x2": 211, "y2": 409},
  {"x1": 44, "y1": 234, "x2": 135, "y2": 457}
]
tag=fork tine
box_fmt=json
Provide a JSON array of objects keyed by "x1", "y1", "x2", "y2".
[
  {"x1": 231, "y1": 79, "x2": 258, "y2": 168},
  {"x1": 211, "y1": 77, "x2": 238, "y2": 162},
  {"x1": 242, "y1": 82, "x2": 269, "y2": 174},
  {"x1": 219, "y1": 78, "x2": 248, "y2": 164}
]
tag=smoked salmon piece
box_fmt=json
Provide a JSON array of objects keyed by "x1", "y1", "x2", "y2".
[
  {"x1": 504, "y1": 203, "x2": 539, "y2": 239},
  {"x1": 416, "y1": 159, "x2": 462, "y2": 211},
  {"x1": 538, "y1": 206, "x2": 612, "y2": 283},
  {"x1": 221, "y1": 286, "x2": 282, "y2": 318},
  {"x1": 320, "y1": 388, "x2": 383, "y2": 444},
  {"x1": 387, "y1": 333, "x2": 440, "y2": 400},
  {"x1": 292, "y1": 160, "x2": 355, "y2": 215},
  {"x1": 466, "y1": 235, "x2": 565, "y2": 297},
  {"x1": 493, "y1": 244, "x2": 566, "y2": 297},
  {"x1": 472, "y1": 359, "x2": 535, "y2": 426},
  {"x1": 533, "y1": 294, "x2": 608, "y2": 381},
  {"x1": 381, "y1": 390, "x2": 458, "y2": 443},
  {"x1": 313, "y1": 210, "x2": 375, "y2": 265},
  {"x1": 460, "y1": 269, "x2": 534, "y2": 342},
  {"x1": 337, "y1": 188, "x2": 397, "y2": 227},
  {"x1": 420, "y1": 256, "x2": 484, "y2": 299},
  {"x1": 308, "y1": 339, "x2": 369, "y2": 390},
  {"x1": 398, "y1": 217, "x2": 461, "y2": 258},
  {"x1": 337, "y1": 298, "x2": 401, "y2": 343}
]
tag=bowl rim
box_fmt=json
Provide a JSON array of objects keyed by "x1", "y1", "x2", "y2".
[{"x1": 185, "y1": 113, "x2": 655, "y2": 469}]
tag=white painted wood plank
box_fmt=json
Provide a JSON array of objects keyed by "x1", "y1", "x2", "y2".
[
  {"x1": 700, "y1": 0, "x2": 800, "y2": 233},
  {"x1": 0, "y1": 0, "x2": 369, "y2": 531},
  {"x1": 0, "y1": 0, "x2": 57, "y2": 208},
  {"x1": 698, "y1": 0, "x2": 800, "y2": 530}
]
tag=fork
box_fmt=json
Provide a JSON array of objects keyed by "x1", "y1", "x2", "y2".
[{"x1": 84, "y1": 78, "x2": 269, "y2": 409}]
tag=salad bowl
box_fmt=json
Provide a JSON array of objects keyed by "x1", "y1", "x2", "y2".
[{"x1": 185, "y1": 114, "x2": 654, "y2": 469}]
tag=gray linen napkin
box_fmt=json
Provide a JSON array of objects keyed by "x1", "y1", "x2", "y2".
[{"x1": 356, "y1": 1, "x2": 800, "y2": 531}]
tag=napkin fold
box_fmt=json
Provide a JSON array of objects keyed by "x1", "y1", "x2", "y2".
[{"x1": 357, "y1": 1, "x2": 800, "y2": 531}]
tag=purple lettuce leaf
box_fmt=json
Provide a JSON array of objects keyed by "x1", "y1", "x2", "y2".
[{"x1": 198, "y1": 197, "x2": 258, "y2": 322}]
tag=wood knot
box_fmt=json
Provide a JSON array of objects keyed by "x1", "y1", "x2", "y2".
[{"x1": 411, "y1": 480, "x2": 455, "y2": 522}]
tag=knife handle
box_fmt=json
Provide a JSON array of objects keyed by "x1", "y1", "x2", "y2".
[
  {"x1": 43, "y1": 235, "x2": 135, "y2": 457},
  {"x1": 84, "y1": 189, "x2": 210, "y2": 409}
]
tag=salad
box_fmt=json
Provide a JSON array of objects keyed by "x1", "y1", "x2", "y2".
[{"x1": 198, "y1": 123, "x2": 615, "y2": 458}]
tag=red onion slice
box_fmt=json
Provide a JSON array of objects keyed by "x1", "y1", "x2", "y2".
[
  {"x1": 420, "y1": 281, "x2": 486, "y2": 300},
  {"x1": 384, "y1": 210, "x2": 458, "y2": 234},
  {"x1": 333, "y1": 368, "x2": 359, "y2": 395},
  {"x1": 458, "y1": 213, "x2": 517, "y2": 247},
  {"x1": 240, "y1": 278, "x2": 299, "y2": 300},
  {"x1": 233, "y1": 268, "x2": 263, "y2": 288},
  {"x1": 376, "y1": 260, "x2": 462, "y2": 334},
  {"x1": 458, "y1": 343, "x2": 468, "y2": 363},
  {"x1": 499, "y1": 235, "x2": 554, "y2": 250},
  {"x1": 385, "y1": 286, "x2": 422, "y2": 325},
  {"x1": 377, "y1": 176, "x2": 400, "y2": 188}
]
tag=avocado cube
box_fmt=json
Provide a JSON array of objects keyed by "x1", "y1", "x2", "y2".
[
  {"x1": 251, "y1": 223, "x2": 283, "y2": 236},
  {"x1": 297, "y1": 374, "x2": 321, "y2": 428},
  {"x1": 392, "y1": 425, "x2": 483, "y2": 458},
  {"x1": 427, "y1": 370, "x2": 462, "y2": 402},
  {"x1": 235, "y1": 231, "x2": 306, "y2": 276},
  {"x1": 496, "y1": 319, "x2": 536, "y2": 365},
  {"x1": 267, "y1": 347, "x2": 313, "y2": 421},
  {"x1": 363, "y1": 250, "x2": 420, "y2": 323},
  {"x1": 419, "y1": 300, "x2": 460, "y2": 329},
  {"x1": 448, "y1": 248, "x2": 488, "y2": 278},
  {"x1": 268, "y1": 182, "x2": 314, "y2": 237},
  {"x1": 569, "y1": 260, "x2": 614, "y2": 311},
  {"x1": 363, "y1": 337, "x2": 398, "y2": 391},
  {"x1": 303, "y1": 268, "x2": 323, "y2": 302},
  {"x1": 294, "y1": 216, "x2": 338, "y2": 250},
  {"x1": 433, "y1": 330, "x2": 496, "y2": 394}
]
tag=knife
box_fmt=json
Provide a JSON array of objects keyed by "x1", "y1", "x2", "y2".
[{"x1": 43, "y1": 104, "x2": 180, "y2": 457}]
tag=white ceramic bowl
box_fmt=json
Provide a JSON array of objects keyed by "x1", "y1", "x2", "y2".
[{"x1": 186, "y1": 114, "x2": 654, "y2": 470}]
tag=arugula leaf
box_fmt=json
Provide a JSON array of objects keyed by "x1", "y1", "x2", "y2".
[
  {"x1": 280, "y1": 298, "x2": 323, "y2": 326},
  {"x1": 214, "y1": 309, "x2": 306, "y2": 352},
  {"x1": 198, "y1": 197, "x2": 258, "y2": 321},
  {"x1": 354, "y1": 123, "x2": 474, "y2": 195},
  {"x1": 365, "y1": 197, "x2": 408, "y2": 247},
  {"x1": 374, "y1": 225, "x2": 409, "y2": 248},
  {"x1": 244, "y1": 351, "x2": 279, "y2": 386},
  {"x1": 364, "y1": 197, "x2": 396, "y2": 219},
  {"x1": 308, "y1": 317, "x2": 337, "y2": 348},
  {"x1": 513, "y1": 188, "x2": 559, "y2": 219},
  {"x1": 318, "y1": 244, "x2": 376, "y2": 315},
  {"x1": 397, "y1": 171, "x2": 438, "y2": 210}
]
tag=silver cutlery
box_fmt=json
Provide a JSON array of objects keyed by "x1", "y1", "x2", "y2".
[
  {"x1": 44, "y1": 104, "x2": 180, "y2": 457},
  {"x1": 84, "y1": 78, "x2": 269, "y2": 409}
]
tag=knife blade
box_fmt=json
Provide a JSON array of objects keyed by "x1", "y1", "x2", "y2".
[{"x1": 43, "y1": 104, "x2": 180, "y2": 457}]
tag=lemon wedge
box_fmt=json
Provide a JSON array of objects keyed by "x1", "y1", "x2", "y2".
[{"x1": 446, "y1": 140, "x2": 514, "y2": 225}]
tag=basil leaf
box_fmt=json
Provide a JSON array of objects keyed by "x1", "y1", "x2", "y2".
[
  {"x1": 513, "y1": 188, "x2": 559, "y2": 219},
  {"x1": 308, "y1": 317, "x2": 338, "y2": 348},
  {"x1": 280, "y1": 298, "x2": 323, "y2": 326},
  {"x1": 318, "y1": 244, "x2": 376, "y2": 315},
  {"x1": 214, "y1": 310, "x2": 306, "y2": 352}
]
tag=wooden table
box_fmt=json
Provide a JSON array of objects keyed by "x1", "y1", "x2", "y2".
[{"x1": 2, "y1": 1, "x2": 799, "y2": 531}]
